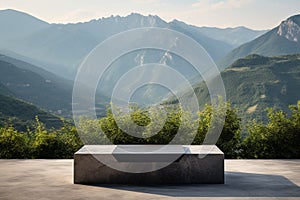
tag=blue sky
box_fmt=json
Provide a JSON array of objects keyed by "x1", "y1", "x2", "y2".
[{"x1": 1, "y1": 0, "x2": 300, "y2": 29}]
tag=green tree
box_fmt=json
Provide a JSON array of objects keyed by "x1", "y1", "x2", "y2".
[
  {"x1": 193, "y1": 102, "x2": 241, "y2": 158},
  {"x1": 32, "y1": 117, "x2": 65, "y2": 158},
  {"x1": 242, "y1": 101, "x2": 300, "y2": 158},
  {"x1": 58, "y1": 121, "x2": 83, "y2": 158},
  {"x1": 0, "y1": 125, "x2": 30, "y2": 158}
]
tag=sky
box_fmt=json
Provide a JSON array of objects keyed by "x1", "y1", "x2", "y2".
[{"x1": 1, "y1": 0, "x2": 300, "y2": 30}]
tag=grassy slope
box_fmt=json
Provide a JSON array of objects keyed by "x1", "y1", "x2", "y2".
[
  {"x1": 0, "y1": 91, "x2": 63, "y2": 130},
  {"x1": 178, "y1": 54, "x2": 300, "y2": 122},
  {"x1": 0, "y1": 60, "x2": 73, "y2": 116}
]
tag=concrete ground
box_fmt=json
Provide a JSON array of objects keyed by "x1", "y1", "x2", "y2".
[{"x1": 0, "y1": 159, "x2": 299, "y2": 200}]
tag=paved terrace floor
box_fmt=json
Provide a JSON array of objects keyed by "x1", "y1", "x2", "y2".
[{"x1": 0, "y1": 159, "x2": 299, "y2": 200}]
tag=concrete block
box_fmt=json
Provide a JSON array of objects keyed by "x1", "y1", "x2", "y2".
[{"x1": 74, "y1": 145, "x2": 224, "y2": 184}]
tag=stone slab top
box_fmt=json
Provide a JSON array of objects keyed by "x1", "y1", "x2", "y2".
[{"x1": 75, "y1": 145, "x2": 223, "y2": 155}]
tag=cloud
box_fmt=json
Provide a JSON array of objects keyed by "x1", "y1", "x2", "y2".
[
  {"x1": 61, "y1": 9, "x2": 99, "y2": 23},
  {"x1": 133, "y1": 0, "x2": 158, "y2": 3},
  {"x1": 131, "y1": 0, "x2": 159, "y2": 4},
  {"x1": 165, "y1": 0, "x2": 258, "y2": 28},
  {"x1": 192, "y1": 0, "x2": 253, "y2": 12}
]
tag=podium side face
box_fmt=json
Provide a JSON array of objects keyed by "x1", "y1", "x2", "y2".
[{"x1": 74, "y1": 145, "x2": 224, "y2": 184}]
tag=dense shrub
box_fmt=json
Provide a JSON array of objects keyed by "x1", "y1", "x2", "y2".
[
  {"x1": 193, "y1": 102, "x2": 241, "y2": 158},
  {"x1": 0, "y1": 101, "x2": 299, "y2": 159},
  {"x1": 0, "y1": 125, "x2": 30, "y2": 158},
  {"x1": 68, "y1": 103, "x2": 241, "y2": 158},
  {"x1": 0, "y1": 117, "x2": 83, "y2": 159},
  {"x1": 241, "y1": 101, "x2": 300, "y2": 158}
]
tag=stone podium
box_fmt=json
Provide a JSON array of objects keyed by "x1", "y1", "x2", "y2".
[{"x1": 74, "y1": 145, "x2": 224, "y2": 184}]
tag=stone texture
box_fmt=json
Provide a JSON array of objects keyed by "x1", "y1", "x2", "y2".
[{"x1": 74, "y1": 145, "x2": 224, "y2": 184}]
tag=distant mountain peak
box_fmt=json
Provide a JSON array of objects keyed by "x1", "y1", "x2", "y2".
[
  {"x1": 127, "y1": 12, "x2": 159, "y2": 18},
  {"x1": 125, "y1": 12, "x2": 165, "y2": 27},
  {"x1": 277, "y1": 15, "x2": 300, "y2": 43},
  {"x1": 88, "y1": 12, "x2": 166, "y2": 28},
  {"x1": 0, "y1": 8, "x2": 48, "y2": 25},
  {"x1": 288, "y1": 14, "x2": 300, "y2": 26}
]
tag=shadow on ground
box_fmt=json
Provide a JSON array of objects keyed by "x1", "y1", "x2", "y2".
[{"x1": 85, "y1": 172, "x2": 300, "y2": 197}]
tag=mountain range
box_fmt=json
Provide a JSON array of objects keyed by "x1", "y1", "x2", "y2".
[
  {"x1": 176, "y1": 54, "x2": 300, "y2": 123},
  {"x1": 0, "y1": 79, "x2": 63, "y2": 130},
  {"x1": 0, "y1": 53, "x2": 109, "y2": 118},
  {"x1": 172, "y1": 20, "x2": 267, "y2": 47},
  {"x1": 219, "y1": 15, "x2": 300, "y2": 68},
  {"x1": 1, "y1": 9, "x2": 300, "y2": 129},
  {"x1": 0, "y1": 56, "x2": 73, "y2": 116},
  {"x1": 0, "y1": 9, "x2": 266, "y2": 79},
  {"x1": 0, "y1": 91, "x2": 63, "y2": 130}
]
